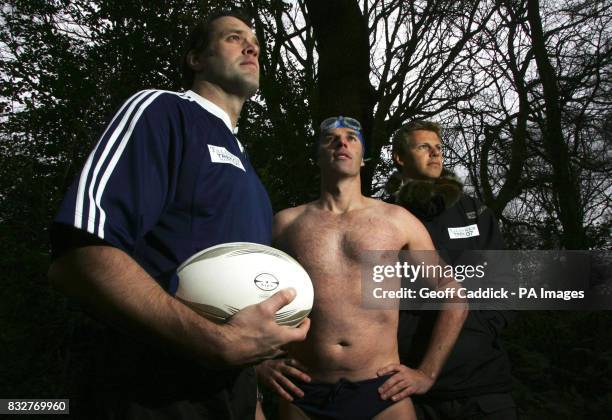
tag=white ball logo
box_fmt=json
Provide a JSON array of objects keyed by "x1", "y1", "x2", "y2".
[{"x1": 254, "y1": 273, "x2": 279, "y2": 291}]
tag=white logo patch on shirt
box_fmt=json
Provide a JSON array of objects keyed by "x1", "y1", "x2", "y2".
[
  {"x1": 448, "y1": 224, "x2": 480, "y2": 239},
  {"x1": 208, "y1": 145, "x2": 245, "y2": 172}
]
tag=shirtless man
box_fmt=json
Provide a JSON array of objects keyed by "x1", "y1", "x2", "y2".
[{"x1": 260, "y1": 116, "x2": 467, "y2": 419}]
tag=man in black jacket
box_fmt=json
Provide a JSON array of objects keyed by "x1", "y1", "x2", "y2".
[{"x1": 385, "y1": 120, "x2": 517, "y2": 419}]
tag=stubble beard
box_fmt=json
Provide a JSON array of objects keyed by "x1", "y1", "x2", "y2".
[
  {"x1": 201, "y1": 59, "x2": 260, "y2": 99},
  {"x1": 224, "y1": 69, "x2": 259, "y2": 99},
  {"x1": 323, "y1": 160, "x2": 361, "y2": 179}
]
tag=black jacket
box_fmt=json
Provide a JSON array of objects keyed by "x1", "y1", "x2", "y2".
[{"x1": 390, "y1": 171, "x2": 514, "y2": 400}]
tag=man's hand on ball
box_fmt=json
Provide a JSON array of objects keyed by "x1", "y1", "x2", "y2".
[
  {"x1": 222, "y1": 288, "x2": 310, "y2": 365},
  {"x1": 256, "y1": 358, "x2": 311, "y2": 401}
]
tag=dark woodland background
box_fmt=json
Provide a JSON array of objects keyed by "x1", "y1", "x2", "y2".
[{"x1": 1, "y1": 0, "x2": 611, "y2": 418}]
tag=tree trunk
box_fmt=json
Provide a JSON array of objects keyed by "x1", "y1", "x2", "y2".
[
  {"x1": 305, "y1": 0, "x2": 375, "y2": 194},
  {"x1": 527, "y1": 0, "x2": 587, "y2": 249}
]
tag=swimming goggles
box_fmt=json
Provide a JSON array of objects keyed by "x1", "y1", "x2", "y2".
[
  {"x1": 320, "y1": 116, "x2": 362, "y2": 132},
  {"x1": 319, "y1": 116, "x2": 365, "y2": 148}
]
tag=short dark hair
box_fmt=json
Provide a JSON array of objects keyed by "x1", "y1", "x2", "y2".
[
  {"x1": 180, "y1": 9, "x2": 254, "y2": 89},
  {"x1": 391, "y1": 120, "x2": 442, "y2": 161}
]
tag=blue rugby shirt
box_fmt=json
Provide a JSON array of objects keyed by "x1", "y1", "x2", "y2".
[{"x1": 53, "y1": 89, "x2": 273, "y2": 293}]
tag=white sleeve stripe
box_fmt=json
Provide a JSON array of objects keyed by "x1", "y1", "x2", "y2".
[
  {"x1": 86, "y1": 90, "x2": 154, "y2": 235},
  {"x1": 74, "y1": 89, "x2": 159, "y2": 238},
  {"x1": 74, "y1": 90, "x2": 152, "y2": 231},
  {"x1": 94, "y1": 90, "x2": 165, "y2": 238},
  {"x1": 86, "y1": 91, "x2": 159, "y2": 237}
]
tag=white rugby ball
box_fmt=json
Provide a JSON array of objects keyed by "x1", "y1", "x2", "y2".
[{"x1": 176, "y1": 242, "x2": 313, "y2": 327}]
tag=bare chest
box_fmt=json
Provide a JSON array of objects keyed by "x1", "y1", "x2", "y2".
[{"x1": 282, "y1": 211, "x2": 405, "y2": 279}]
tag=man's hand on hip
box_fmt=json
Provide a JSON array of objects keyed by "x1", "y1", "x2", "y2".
[
  {"x1": 256, "y1": 357, "x2": 311, "y2": 401},
  {"x1": 377, "y1": 363, "x2": 434, "y2": 401}
]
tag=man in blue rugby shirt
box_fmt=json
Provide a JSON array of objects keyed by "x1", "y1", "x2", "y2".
[{"x1": 48, "y1": 9, "x2": 308, "y2": 420}]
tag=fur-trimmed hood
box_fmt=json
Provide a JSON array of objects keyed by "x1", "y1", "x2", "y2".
[{"x1": 386, "y1": 169, "x2": 464, "y2": 220}]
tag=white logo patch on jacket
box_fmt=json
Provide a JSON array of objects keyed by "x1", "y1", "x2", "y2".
[
  {"x1": 448, "y1": 224, "x2": 480, "y2": 239},
  {"x1": 208, "y1": 145, "x2": 245, "y2": 172}
]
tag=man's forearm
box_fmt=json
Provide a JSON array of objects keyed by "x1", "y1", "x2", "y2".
[
  {"x1": 417, "y1": 306, "x2": 467, "y2": 381},
  {"x1": 416, "y1": 259, "x2": 469, "y2": 381},
  {"x1": 48, "y1": 245, "x2": 235, "y2": 365}
]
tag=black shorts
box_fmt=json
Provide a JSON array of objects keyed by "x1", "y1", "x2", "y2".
[{"x1": 291, "y1": 375, "x2": 395, "y2": 420}]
